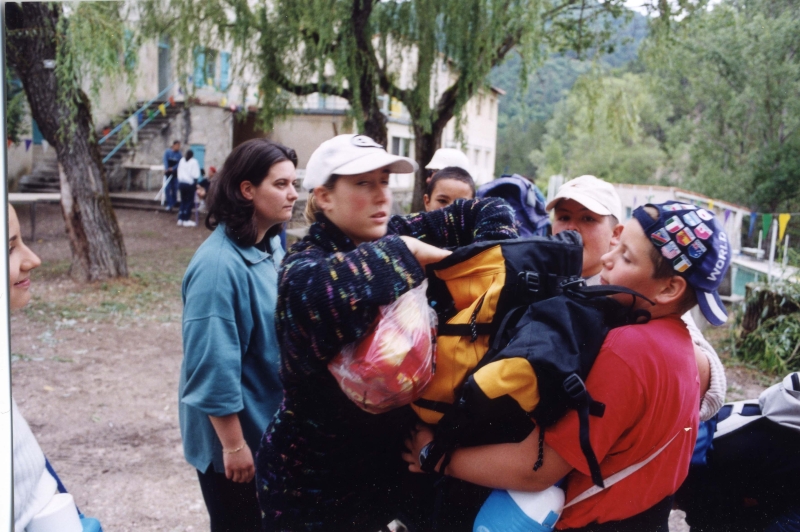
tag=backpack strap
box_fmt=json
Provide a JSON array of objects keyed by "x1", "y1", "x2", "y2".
[
  {"x1": 563, "y1": 374, "x2": 606, "y2": 488},
  {"x1": 564, "y1": 429, "x2": 683, "y2": 508}
]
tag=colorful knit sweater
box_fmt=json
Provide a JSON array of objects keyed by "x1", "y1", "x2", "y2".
[{"x1": 256, "y1": 198, "x2": 517, "y2": 530}]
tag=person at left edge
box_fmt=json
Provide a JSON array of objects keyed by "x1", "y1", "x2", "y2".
[{"x1": 179, "y1": 138, "x2": 299, "y2": 531}]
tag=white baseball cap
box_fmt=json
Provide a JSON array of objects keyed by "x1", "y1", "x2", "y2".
[
  {"x1": 546, "y1": 175, "x2": 623, "y2": 221},
  {"x1": 425, "y1": 148, "x2": 471, "y2": 173},
  {"x1": 303, "y1": 134, "x2": 417, "y2": 191}
]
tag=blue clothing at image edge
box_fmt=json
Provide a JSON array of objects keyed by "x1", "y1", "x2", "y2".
[{"x1": 179, "y1": 224, "x2": 284, "y2": 474}]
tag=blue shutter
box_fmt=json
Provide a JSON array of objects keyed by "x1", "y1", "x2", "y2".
[
  {"x1": 32, "y1": 119, "x2": 43, "y2": 145},
  {"x1": 193, "y1": 47, "x2": 205, "y2": 87},
  {"x1": 220, "y1": 52, "x2": 231, "y2": 92}
]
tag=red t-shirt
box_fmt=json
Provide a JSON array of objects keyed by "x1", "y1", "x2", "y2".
[{"x1": 545, "y1": 315, "x2": 700, "y2": 529}]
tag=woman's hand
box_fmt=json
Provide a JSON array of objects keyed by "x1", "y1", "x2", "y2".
[
  {"x1": 223, "y1": 443, "x2": 255, "y2": 483},
  {"x1": 401, "y1": 423, "x2": 436, "y2": 473},
  {"x1": 208, "y1": 414, "x2": 255, "y2": 483},
  {"x1": 399, "y1": 236, "x2": 452, "y2": 268}
]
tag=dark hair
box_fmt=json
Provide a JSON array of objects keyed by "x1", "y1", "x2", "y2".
[
  {"x1": 172, "y1": 140, "x2": 180, "y2": 146},
  {"x1": 206, "y1": 138, "x2": 298, "y2": 246},
  {"x1": 426, "y1": 166, "x2": 475, "y2": 198},
  {"x1": 185, "y1": 149, "x2": 194, "y2": 161}
]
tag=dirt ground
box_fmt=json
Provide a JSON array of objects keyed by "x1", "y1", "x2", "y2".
[{"x1": 10, "y1": 203, "x2": 779, "y2": 531}]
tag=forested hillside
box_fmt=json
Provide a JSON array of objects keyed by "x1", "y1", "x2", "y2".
[
  {"x1": 491, "y1": 10, "x2": 648, "y2": 178},
  {"x1": 491, "y1": 0, "x2": 800, "y2": 216}
]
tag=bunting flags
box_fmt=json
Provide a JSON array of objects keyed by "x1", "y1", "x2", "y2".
[
  {"x1": 762, "y1": 213, "x2": 774, "y2": 240},
  {"x1": 24, "y1": 139, "x2": 31, "y2": 151},
  {"x1": 708, "y1": 200, "x2": 714, "y2": 209},
  {"x1": 7, "y1": 139, "x2": 12, "y2": 148},
  {"x1": 158, "y1": 103, "x2": 167, "y2": 116},
  {"x1": 42, "y1": 139, "x2": 49, "y2": 153},
  {"x1": 169, "y1": 95, "x2": 175, "y2": 106},
  {"x1": 724, "y1": 209, "x2": 731, "y2": 223},
  {"x1": 220, "y1": 96, "x2": 228, "y2": 107},
  {"x1": 748, "y1": 212, "x2": 758, "y2": 240},
  {"x1": 779, "y1": 214, "x2": 791, "y2": 241}
]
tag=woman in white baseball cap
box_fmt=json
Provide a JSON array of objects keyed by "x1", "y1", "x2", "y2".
[{"x1": 255, "y1": 134, "x2": 518, "y2": 530}]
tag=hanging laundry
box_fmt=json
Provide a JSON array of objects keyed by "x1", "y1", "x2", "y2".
[{"x1": 128, "y1": 115, "x2": 139, "y2": 143}]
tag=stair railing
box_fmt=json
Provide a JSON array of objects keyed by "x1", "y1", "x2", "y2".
[{"x1": 100, "y1": 81, "x2": 178, "y2": 164}]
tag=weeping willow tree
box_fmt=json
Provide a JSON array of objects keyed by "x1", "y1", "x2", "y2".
[
  {"x1": 139, "y1": 0, "x2": 657, "y2": 209},
  {"x1": 6, "y1": 2, "x2": 134, "y2": 281}
]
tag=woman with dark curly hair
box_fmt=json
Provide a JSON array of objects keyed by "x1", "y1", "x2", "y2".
[{"x1": 179, "y1": 138, "x2": 299, "y2": 531}]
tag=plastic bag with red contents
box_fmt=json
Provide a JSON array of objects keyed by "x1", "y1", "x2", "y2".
[{"x1": 328, "y1": 280, "x2": 437, "y2": 414}]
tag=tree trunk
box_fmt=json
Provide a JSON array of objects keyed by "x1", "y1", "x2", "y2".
[
  {"x1": 353, "y1": 0, "x2": 388, "y2": 147},
  {"x1": 7, "y1": 2, "x2": 127, "y2": 281},
  {"x1": 412, "y1": 126, "x2": 444, "y2": 212}
]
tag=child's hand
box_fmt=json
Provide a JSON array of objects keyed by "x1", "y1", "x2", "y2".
[
  {"x1": 223, "y1": 443, "x2": 255, "y2": 483},
  {"x1": 402, "y1": 423, "x2": 435, "y2": 473}
]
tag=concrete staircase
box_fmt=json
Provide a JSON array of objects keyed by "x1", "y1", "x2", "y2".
[{"x1": 18, "y1": 101, "x2": 185, "y2": 193}]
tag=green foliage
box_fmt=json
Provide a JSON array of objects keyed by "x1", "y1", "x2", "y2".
[
  {"x1": 642, "y1": 0, "x2": 800, "y2": 211},
  {"x1": 490, "y1": 10, "x2": 648, "y2": 178},
  {"x1": 529, "y1": 72, "x2": 669, "y2": 183},
  {"x1": 736, "y1": 281, "x2": 800, "y2": 374},
  {"x1": 53, "y1": 2, "x2": 138, "y2": 141},
  {"x1": 6, "y1": 74, "x2": 28, "y2": 144}
]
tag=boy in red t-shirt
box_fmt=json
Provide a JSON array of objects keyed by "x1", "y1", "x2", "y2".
[{"x1": 404, "y1": 201, "x2": 732, "y2": 531}]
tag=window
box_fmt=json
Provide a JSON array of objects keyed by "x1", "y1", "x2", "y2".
[
  {"x1": 391, "y1": 137, "x2": 410, "y2": 157},
  {"x1": 193, "y1": 46, "x2": 220, "y2": 88}
]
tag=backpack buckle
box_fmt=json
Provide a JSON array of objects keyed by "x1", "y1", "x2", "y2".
[
  {"x1": 559, "y1": 277, "x2": 585, "y2": 291},
  {"x1": 518, "y1": 271, "x2": 540, "y2": 294},
  {"x1": 563, "y1": 373, "x2": 587, "y2": 403}
]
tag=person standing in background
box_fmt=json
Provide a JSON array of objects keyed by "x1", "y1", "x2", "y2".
[
  {"x1": 180, "y1": 138, "x2": 299, "y2": 531},
  {"x1": 163, "y1": 140, "x2": 182, "y2": 212},
  {"x1": 177, "y1": 149, "x2": 201, "y2": 227}
]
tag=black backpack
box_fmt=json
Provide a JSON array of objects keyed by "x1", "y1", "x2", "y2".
[{"x1": 418, "y1": 234, "x2": 652, "y2": 488}]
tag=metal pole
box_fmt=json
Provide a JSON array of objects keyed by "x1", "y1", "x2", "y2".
[
  {"x1": 768, "y1": 219, "x2": 778, "y2": 284},
  {"x1": 0, "y1": 3, "x2": 16, "y2": 531}
]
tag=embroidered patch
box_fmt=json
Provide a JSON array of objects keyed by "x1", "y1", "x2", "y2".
[
  {"x1": 665, "y1": 204, "x2": 684, "y2": 212},
  {"x1": 651, "y1": 228, "x2": 670, "y2": 246},
  {"x1": 679, "y1": 204, "x2": 698, "y2": 210},
  {"x1": 661, "y1": 241, "x2": 681, "y2": 259},
  {"x1": 673, "y1": 254, "x2": 692, "y2": 273},
  {"x1": 682, "y1": 212, "x2": 702, "y2": 227},
  {"x1": 687, "y1": 240, "x2": 707, "y2": 259},
  {"x1": 697, "y1": 209, "x2": 714, "y2": 221},
  {"x1": 665, "y1": 216, "x2": 685, "y2": 233},
  {"x1": 675, "y1": 227, "x2": 696, "y2": 246},
  {"x1": 694, "y1": 223, "x2": 713, "y2": 240},
  {"x1": 351, "y1": 135, "x2": 384, "y2": 148}
]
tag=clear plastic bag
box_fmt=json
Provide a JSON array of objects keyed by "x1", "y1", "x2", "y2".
[{"x1": 328, "y1": 280, "x2": 437, "y2": 414}]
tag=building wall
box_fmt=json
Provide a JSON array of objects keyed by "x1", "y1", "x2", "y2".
[
  {"x1": 7, "y1": 143, "x2": 34, "y2": 190},
  {"x1": 122, "y1": 105, "x2": 234, "y2": 189},
  {"x1": 269, "y1": 112, "x2": 354, "y2": 169},
  {"x1": 613, "y1": 183, "x2": 746, "y2": 252}
]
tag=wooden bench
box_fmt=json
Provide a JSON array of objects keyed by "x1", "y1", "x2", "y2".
[{"x1": 8, "y1": 192, "x2": 61, "y2": 241}]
